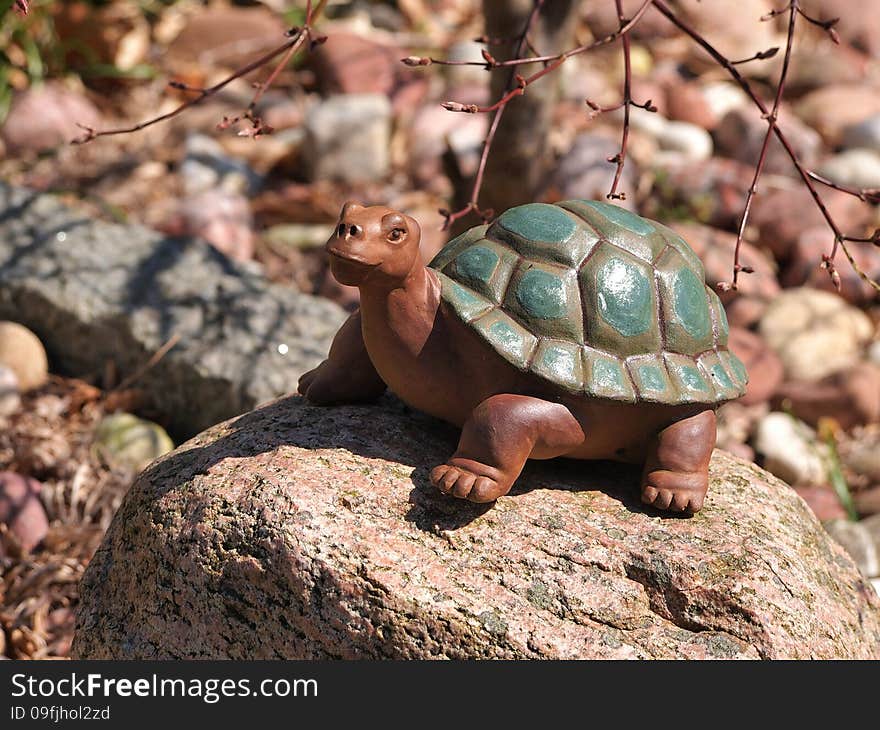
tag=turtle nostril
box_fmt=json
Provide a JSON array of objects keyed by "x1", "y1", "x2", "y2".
[
  {"x1": 337, "y1": 223, "x2": 345, "y2": 238},
  {"x1": 350, "y1": 224, "x2": 363, "y2": 237}
]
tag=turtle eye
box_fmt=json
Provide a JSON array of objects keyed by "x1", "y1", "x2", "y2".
[{"x1": 387, "y1": 228, "x2": 406, "y2": 243}]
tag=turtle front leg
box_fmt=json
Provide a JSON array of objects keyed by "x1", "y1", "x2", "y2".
[
  {"x1": 640, "y1": 409, "x2": 716, "y2": 514},
  {"x1": 431, "y1": 395, "x2": 586, "y2": 503},
  {"x1": 298, "y1": 310, "x2": 387, "y2": 405}
]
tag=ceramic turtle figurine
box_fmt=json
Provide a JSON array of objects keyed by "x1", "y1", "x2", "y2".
[{"x1": 299, "y1": 200, "x2": 747, "y2": 514}]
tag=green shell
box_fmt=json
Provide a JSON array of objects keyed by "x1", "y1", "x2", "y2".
[{"x1": 429, "y1": 200, "x2": 748, "y2": 404}]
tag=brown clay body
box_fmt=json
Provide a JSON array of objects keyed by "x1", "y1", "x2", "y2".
[{"x1": 300, "y1": 203, "x2": 723, "y2": 514}]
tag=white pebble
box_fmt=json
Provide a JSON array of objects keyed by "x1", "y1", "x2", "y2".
[
  {"x1": 817, "y1": 148, "x2": 880, "y2": 190},
  {"x1": 754, "y1": 412, "x2": 828, "y2": 486}
]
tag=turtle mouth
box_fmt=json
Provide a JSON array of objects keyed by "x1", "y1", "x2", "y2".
[{"x1": 327, "y1": 248, "x2": 378, "y2": 268}]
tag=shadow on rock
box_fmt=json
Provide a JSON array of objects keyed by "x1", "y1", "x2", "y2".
[{"x1": 140, "y1": 392, "x2": 658, "y2": 532}]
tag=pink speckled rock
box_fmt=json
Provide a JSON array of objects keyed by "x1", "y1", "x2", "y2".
[{"x1": 73, "y1": 397, "x2": 880, "y2": 659}]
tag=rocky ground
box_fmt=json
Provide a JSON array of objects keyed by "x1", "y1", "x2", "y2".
[{"x1": 2, "y1": 0, "x2": 880, "y2": 657}]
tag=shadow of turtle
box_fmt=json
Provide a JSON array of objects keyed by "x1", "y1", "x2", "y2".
[
  {"x1": 403, "y1": 450, "x2": 678, "y2": 533},
  {"x1": 135, "y1": 393, "x2": 672, "y2": 536}
]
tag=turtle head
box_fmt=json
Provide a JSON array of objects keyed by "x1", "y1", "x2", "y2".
[{"x1": 326, "y1": 202, "x2": 422, "y2": 287}]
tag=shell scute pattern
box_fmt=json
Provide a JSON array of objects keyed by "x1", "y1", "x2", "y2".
[{"x1": 428, "y1": 201, "x2": 747, "y2": 403}]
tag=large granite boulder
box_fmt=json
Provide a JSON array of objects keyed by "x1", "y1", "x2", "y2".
[
  {"x1": 0, "y1": 184, "x2": 345, "y2": 437},
  {"x1": 73, "y1": 396, "x2": 880, "y2": 659}
]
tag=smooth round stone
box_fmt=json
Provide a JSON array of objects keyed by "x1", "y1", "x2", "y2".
[
  {"x1": 702, "y1": 82, "x2": 748, "y2": 121},
  {"x1": 0, "y1": 472, "x2": 48, "y2": 554},
  {"x1": 842, "y1": 115, "x2": 880, "y2": 152},
  {"x1": 655, "y1": 121, "x2": 713, "y2": 163},
  {"x1": 754, "y1": 412, "x2": 829, "y2": 487},
  {"x1": 93, "y1": 413, "x2": 174, "y2": 473},
  {"x1": 817, "y1": 148, "x2": 880, "y2": 190},
  {"x1": 824, "y1": 519, "x2": 879, "y2": 578},
  {"x1": 0, "y1": 321, "x2": 49, "y2": 391},
  {"x1": 758, "y1": 288, "x2": 874, "y2": 382}
]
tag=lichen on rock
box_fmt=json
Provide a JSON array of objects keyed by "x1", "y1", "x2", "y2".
[{"x1": 73, "y1": 396, "x2": 880, "y2": 659}]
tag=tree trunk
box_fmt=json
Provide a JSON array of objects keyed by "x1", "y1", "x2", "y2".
[{"x1": 478, "y1": 0, "x2": 578, "y2": 216}]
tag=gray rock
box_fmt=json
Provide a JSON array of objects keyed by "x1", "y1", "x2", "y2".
[
  {"x1": 0, "y1": 184, "x2": 346, "y2": 438},
  {"x1": 825, "y1": 519, "x2": 880, "y2": 578},
  {"x1": 863, "y1": 514, "x2": 880, "y2": 567},
  {"x1": 180, "y1": 133, "x2": 262, "y2": 196},
  {"x1": 842, "y1": 115, "x2": 880, "y2": 152},
  {"x1": 715, "y1": 107, "x2": 821, "y2": 175},
  {"x1": 72, "y1": 396, "x2": 880, "y2": 659},
  {"x1": 303, "y1": 94, "x2": 391, "y2": 184},
  {"x1": 552, "y1": 134, "x2": 637, "y2": 209}
]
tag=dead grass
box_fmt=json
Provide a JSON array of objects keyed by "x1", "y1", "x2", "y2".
[{"x1": 0, "y1": 376, "x2": 137, "y2": 659}]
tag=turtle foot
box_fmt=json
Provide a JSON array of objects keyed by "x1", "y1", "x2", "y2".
[
  {"x1": 430, "y1": 460, "x2": 512, "y2": 503},
  {"x1": 640, "y1": 471, "x2": 707, "y2": 514}
]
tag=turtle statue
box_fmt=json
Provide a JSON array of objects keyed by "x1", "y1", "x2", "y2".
[{"x1": 299, "y1": 200, "x2": 747, "y2": 514}]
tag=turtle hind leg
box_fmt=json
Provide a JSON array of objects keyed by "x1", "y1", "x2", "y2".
[
  {"x1": 430, "y1": 395, "x2": 585, "y2": 503},
  {"x1": 640, "y1": 409, "x2": 716, "y2": 515}
]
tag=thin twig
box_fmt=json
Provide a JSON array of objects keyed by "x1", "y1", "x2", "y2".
[
  {"x1": 652, "y1": 0, "x2": 880, "y2": 292},
  {"x1": 433, "y1": 0, "x2": 654, "y2": 228},
  {"x1": 72, "y1": 0, "x2": 328, "y2": 144},
  {"x1": 728, "y1": 1, "x2": 798, "y2": 290},
  {"x1": 439, "y1": 0, "x2": 548, "y2": 230},
  {"x1": 405, "y1": 0, "x2": 654, "y2": 71},
  {"x1": 109, "y1": 333, "x2": 182, "y2": 394},
  {"x1": 73, "y1": 32, "x2": 308, "y2": 144},
  {"x1": 607, "y1": 0, "x2": 634, "y2": 201},
  {"x1": 807, "y1": 171, "x2": 880, "y2": 204}
]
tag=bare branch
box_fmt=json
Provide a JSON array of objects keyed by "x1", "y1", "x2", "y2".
[
  {"x1": 731, "y1": 46, "x2": 780, "y2": 64},
  {"x1": 652, "y1": 0, "x2": 879, "y2": 292},
  {"x1": 73, "y1": 30, "x2": 309, "y2": 145},
  {"x1": 439, "y1": 0, "x2": 548, "y2": 230},
  {"x1": 429, "y1": 0, "x2": 654, "y2": 228},
  {"x1": 71, "y1": 0, "x2": 330, "y2": 145},
  {"x1": 728, "y1": 2, "x2": 798, "y2": 290},
  {"x1": 607, "y1": 0, "x2": 634, "y2": 201}
]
